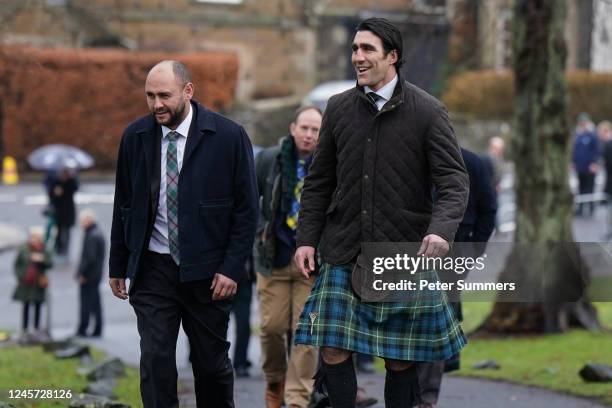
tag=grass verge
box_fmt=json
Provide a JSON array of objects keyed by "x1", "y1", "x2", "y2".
[
  {"x1": 0, "y1": 343, "x2": 140, "y2": 407},
  {"x1": 455, "y1": 301, "x2": 612, "y2": 406}
]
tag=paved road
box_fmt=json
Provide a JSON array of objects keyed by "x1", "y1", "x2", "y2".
[{"x1": 0, "y1": 181, "x2": 610, "y2": 407}]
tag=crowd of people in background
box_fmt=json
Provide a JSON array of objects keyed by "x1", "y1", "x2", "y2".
[
  {"x1": 573, "y1": 112, "x2": 612, "y2": 217},
  {"x1": 12, "y1": 167, "x2": 106, "y2": 342}
]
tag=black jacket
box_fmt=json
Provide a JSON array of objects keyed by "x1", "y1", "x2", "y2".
[
  {"x1": 78, "y1": 223, "x2": 106, "y2": 284},
  {"x1": 109, "y1": 101, "x2": 258, "y2": 284},
  {"x1": 456, "y1": 148, "x2": 497, "y2": 243},
  {"x1": 254, "y1": 143, "x2": 282, "y2": 275},
  {"x1": 254, "y1": 136, "x2": 308, "y2": 275},
  {"x1": 48, "y1": 176, "x2": 79, "y2": 227},
  {"x1": 296, "y1": 78, "x2": 469, "y2": 265}
]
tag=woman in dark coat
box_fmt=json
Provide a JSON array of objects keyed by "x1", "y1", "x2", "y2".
[{"x1": 13, "y1": 227, "x2": 53, "y2": 334}]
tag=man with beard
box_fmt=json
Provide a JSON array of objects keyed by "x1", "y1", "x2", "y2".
[
  {"x1": 294, "y1": 18, "x2": 468, "y2": 407},
  {"x1": 109, "y1": 60, "x2": 258, "y2": 407}
]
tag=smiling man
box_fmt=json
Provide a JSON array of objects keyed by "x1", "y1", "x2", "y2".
[
  {"x1": 109, "y1": 60, "x2": 258, "y2": 407},
  {"x1": 293, "y1": 18, "x2": 469, "y2": 407}
]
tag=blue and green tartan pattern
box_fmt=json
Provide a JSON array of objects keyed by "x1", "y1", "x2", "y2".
[
  {"x1": 286, "y1": 159, "x2": 306, "y2": 230},
  {"x1": 166, "y1": 131, "x2": 180, "y2": 265},
  {"x1": 294, "y1": 263, "x2": 467, "y2": 362}
]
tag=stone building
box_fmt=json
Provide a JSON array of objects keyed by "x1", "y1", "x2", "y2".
[
  {"x1": 477, "y1": 0, "x2": 612, "y2": 73},
  {"x1": 0, "y1": 0, "x2": 456, "y2": 103}
]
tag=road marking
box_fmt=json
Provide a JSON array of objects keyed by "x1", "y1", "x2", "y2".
[
  {"x1": 0, "y1": 193, "x2": 18, "y2": 203},
  {"x1": 23, "y1": 193, "x2": 114, "y2": 206}
]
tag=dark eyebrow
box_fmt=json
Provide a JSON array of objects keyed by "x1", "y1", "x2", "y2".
[{"x1": 352, "y1": 42, "x2": 377, "y2": 52}]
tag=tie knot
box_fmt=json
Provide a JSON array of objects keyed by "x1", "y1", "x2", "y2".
[
  {"x1": 367, "y1": 92, "x2": 382, "y2": 105},
  {"x1": 167, "y1": 131, "x2": 179, "y2": 142}
]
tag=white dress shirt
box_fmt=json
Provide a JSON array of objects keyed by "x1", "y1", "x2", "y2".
[
  {"x1": 364, "y1": 74, "x2": 398, "y2": 111},
  {"x1": 148, "y1": 102, "x2": 193, "y2": 254}
]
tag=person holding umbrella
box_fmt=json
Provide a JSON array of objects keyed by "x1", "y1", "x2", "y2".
[
  {"x1": 47, "y1": 167, "x2": 79, "y2": 260},
  {"x1": 28, "y1": 144, "x2": 93, "y2": 257}
]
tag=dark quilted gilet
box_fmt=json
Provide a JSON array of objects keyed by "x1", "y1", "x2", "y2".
[{"x1": 296, "y1": 79, "x2": 469, "y2": 266}]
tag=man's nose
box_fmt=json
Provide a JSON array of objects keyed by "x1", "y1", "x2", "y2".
[
  {"x1": 353, "y1": 49, "x2": 365, "y2": 62},
  {"x1": 153, "y1": 97, "x2": 164, "y2": 110}
]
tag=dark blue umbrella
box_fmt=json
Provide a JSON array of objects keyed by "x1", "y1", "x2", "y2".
[{"x1": 27, "y1": 144, "x2": 94, "y2": 170}]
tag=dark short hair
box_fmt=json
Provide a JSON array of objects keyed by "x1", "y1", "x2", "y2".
[
  {"x1": 171, "y1": 60, "x2": 192, "y2": 87},
  {"x1": 293, "y1": 105, "x2": 322, "y2": 124},
  {"x1": 355, "y1": 18, "x2": 404, "y2": 69}
]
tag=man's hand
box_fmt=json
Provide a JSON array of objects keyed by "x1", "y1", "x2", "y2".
[
  {"x1": 211, "y1": 273, "x2": 237, "y2": 301},
  {"x1": 109, "y1": 278, "x2": 128, "y2": 300},
  {"x1": 294, "y1": 246, "x2": 316, "y2": 279},
  {"x1": 417, "y1": 234, "x2": 450, "y2": 258}
]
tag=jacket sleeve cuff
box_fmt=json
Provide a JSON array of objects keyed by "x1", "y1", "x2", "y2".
[
  {"x1": 425, "y1": 226, "x2": 455, "y2": 245},
  {"x1": 220, "y1": 257, "x2": 247, "y2": 284}
]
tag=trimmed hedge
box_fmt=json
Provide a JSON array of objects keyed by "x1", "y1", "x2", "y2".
[
  {"x1": 442, "y1": 69, "x2": 612, "y2": 122},
  {"x1": 0, "y1": 47, "x2": 238, "y2": 169}
]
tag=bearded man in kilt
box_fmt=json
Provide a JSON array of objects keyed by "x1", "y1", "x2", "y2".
[{"x1": 293, "y1": 18, "x2": 469, "y2": 408}]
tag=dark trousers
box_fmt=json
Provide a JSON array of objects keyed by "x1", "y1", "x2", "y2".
[
  {"x1": 130, "y1": 251, "x2": 234, "y2": 408},
  {"x1": 77, "y1": 283, "x2": 102, "y2": 336},
  {"x1": 55, "y1": 225, "x2": 71, "y2": 255},
  {"x1": 231, "y1": 280, "x2": 253, "y2": 369},
  {"x1": 577, "y1": 172, "x2": 596, "y2": 215},
  {"x1": 22, "y1": 301, "x2": 42, "y2": 330},
  {"x1": 416, "y1": 301, "x2": 463, "y2": 404}
]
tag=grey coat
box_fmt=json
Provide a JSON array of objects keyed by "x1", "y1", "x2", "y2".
[{"x1": 77, "y1": 223, "x2": 106, "y2": 284}]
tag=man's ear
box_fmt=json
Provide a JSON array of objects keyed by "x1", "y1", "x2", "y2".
[
  {"x1": 289, "y1": 122, "x2": 296, "y2": 137},
  {"x1": 388, "y1": 49, "x2": 398, "y2": 64},
  {"x1": 184, "y1": 82, "x2": 194, "y2": 99}
]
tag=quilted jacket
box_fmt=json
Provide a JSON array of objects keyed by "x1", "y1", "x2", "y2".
[{"x1": 296, "y1": 77, "x2": 469, "y2": 265}]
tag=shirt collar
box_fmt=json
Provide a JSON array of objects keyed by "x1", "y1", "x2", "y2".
[
  {"x1": 161, "y1": 102, "x2": 193, "y2": 139},
  {"x1": 364, "y1": 74, "x2": 398, "y2": 102}
]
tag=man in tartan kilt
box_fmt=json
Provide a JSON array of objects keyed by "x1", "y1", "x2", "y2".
[{"x1": 294, "y1": 18, "x2": 470, "y2": 407}]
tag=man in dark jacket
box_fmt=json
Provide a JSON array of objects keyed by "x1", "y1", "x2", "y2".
[
  {"x1": 48, "y1": 168, "x2": 79, "y2": 258},
  {"x1": 255, "y1": 106, "x2": 322, "y2": 408},
  {"x1": 293, "y1": 18, "x2": 469, "y2": 407},
  {"x1": 417, "y1": 148, "x2": 497, "y2": 408},
  {"x1": 572, "y1": 112, "x2": 600, "y2": 216},
  {"x1": 109, "y1": 60, "x2": 258, "y2": 407},
  {"x1": 75, "y1": 209, "x2": 106, "y2": 337}
]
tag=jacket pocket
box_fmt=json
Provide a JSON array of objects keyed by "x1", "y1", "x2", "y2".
[
  {"x1": 199, "y1": 198, "x2": 234, "y2": 213},
  {"x1": 325, "y1": 198, "x2": 339, "y2": 215},
  {"x1": 199, "y1": 198, "x2": 233, "y2": 250},
  {"x1": 120, "y1": 206, "x2": 133, "y2": 250}
]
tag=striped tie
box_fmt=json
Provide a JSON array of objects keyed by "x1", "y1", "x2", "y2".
[
  {"x1": 166, "y1": 131, "x2": 180, "y2": 265},
  {"x1": 367, "y1": 92, "x2": 383, "y2": 108}
]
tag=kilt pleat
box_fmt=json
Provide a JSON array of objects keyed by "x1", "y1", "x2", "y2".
[{"x1": 294, "y1": 263, "x2": 467, "y2": 361}]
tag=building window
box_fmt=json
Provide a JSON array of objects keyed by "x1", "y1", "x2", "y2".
[
  {"x1": 195, "y1": 0, "x2": 243, "y2": 4},
  {"x1": 495, "y1": 8, "x2": 513, "y2": 70}
]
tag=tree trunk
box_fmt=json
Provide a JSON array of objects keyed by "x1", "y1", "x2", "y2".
[{"x1": 476, "y1": 0, "x2": 601, "y2": 335}]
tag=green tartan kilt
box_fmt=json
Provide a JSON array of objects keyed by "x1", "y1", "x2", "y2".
[{"x1": 294, "y1": 263, "x2": 467, "y2": 362}]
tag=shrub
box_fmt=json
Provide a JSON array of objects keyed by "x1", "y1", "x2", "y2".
[
  {"x1": 0, "y1": 47, "x2": 238, "y2": 170},
  {"x1": 443, "y1": 69, "x2": 612, "y2": 123}
]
